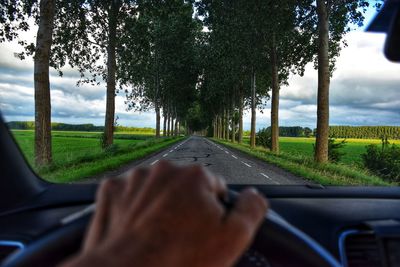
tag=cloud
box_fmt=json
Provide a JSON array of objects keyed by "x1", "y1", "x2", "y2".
[
  {"x1": 1, "y1": 28, "x2": 400, "y2": 129},
  {"x1": 258, "y1": 31, "x2": 400, "y2": 129}
]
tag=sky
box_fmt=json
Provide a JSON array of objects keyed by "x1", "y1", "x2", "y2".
[{"x1": 0, "y1": 7, "x2": 399, "y2": 130}]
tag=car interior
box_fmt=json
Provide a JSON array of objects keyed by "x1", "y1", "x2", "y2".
[{"x1": 1, "y1": 2, "x2": 400, "y2": 267}]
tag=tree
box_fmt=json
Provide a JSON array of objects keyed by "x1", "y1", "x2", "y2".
[
  {"x1": 52, "y1": 0, "x2": 137, "y2": 148},
  {"x1": 304, "y1": 127, "x2": 313, "y2": 137},
  {"x1": 312, "y1": 0, "x2": 371, "y2": 163},
  {"x1": 263, "y1": 0, "x2": 314, "y2": 154},
  {"x1": 0, "y1": 0, "x2": 60, "y2": 166},
  {"x1": 121, "y1": 0, "x2": 199, "y2": 138},
  {"x1": 34, "y1": 0, "x2": 55, "y2": 165},
  {"x1": 197, "y1": 0, "x2": 270, "y2": 147},
  {"x1": 315, "y1": 0, "x2": 330, "y2": 163}
]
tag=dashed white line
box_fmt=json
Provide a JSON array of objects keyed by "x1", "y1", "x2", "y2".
[
  {"x1": 241, "y1": 161, "x2": 251, "y2": 168},
  {"x1": 225, "y1": 151, "x2": 229, "y2": 154},
  {"x1": 232, "y1": 155, "x2": 238, "y2": 159},
  {"x1": 150, "y1": 160, "x2": 159, "y2": 166},
  {"x1": 260, "y1": 173, "x2": 270, "y2": 179},
  {"x1": 260, "y1": 173, "x2": 279, "y2": 184},
  {"x1": 163, "y1": 154, "x2": 168, "y2": 157},
  {"x1": 169, "y1": 150, "x2": 173, "y2": 153}
]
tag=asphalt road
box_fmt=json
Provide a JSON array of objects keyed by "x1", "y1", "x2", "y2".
[{"x1": 106, "y1": 136, "x2": 307, "y2": 185}]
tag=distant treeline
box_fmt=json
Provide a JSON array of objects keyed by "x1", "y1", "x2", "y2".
[
  {"x1": 245, "y1": 126, "x2": 400, "y2": 139},
  {"x1": 7, "y1": 121, "x2": 155, "y2": 133},
  {"x1": 329, "y1": 126, "x2": 400, "y2": 140},
  {"x1": 278, "y1": 126, "x2": 313, "y2": 137},
  {"x1": 245, "y1": 127, "x2": 313, "y2": 137}
]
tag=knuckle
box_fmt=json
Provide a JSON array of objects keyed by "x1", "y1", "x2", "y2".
[
  {"x1": 125, "y1": 168, "x2": 136, "y2": 179},
  {"x1": 243, "y1": 189, "x2": 269, "y2": 212},
  {"x1": 188, "y1": 165, "x2": 208, "y2": 183},
  {"x1": 97, "y1": 179, "x2": 115, "y2": 200},
  {"x1": 99, "y1": 178, "x2": 114, "y2": 192},
  {"x1": 154, "y1": 160, "x2": 172, "y2": 170},
  {"x1": 127, "y1": 168, "x2": 145, "y2": 181},
  {"x1": 251, "y1": 194, "x2": 269, "y2": 213},
  {"x1": 99, "y1": 178, "x2": 122, "y2": 195}
]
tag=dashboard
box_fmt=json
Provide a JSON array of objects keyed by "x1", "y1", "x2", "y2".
[{"x1": 1, "y1": 185, "x2": 400, "y2": 267}]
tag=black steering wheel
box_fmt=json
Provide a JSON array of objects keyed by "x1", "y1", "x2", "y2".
[{"x1": 2, "y1": 191, "x2": 341, "y2": 267}]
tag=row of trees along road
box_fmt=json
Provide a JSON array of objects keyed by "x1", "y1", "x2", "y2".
[
  {"x1": 0, "y1": 0, "x2": 380, "y2": 166},
  {"x1": 1, "y1": 0, "x2": 200, "y2": 166},
  {"x1": 196, "y1": 0, "x2": 377, "y2": 163}
]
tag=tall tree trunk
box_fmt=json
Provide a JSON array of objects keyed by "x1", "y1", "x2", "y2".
[
  {"x1": 214, "y1": 115, "x2": 219, "y2": 138},
  {"x1": 174, "y1": 119, "x2": 178, "y2": 136},
  {"x1": 154, "y1": 48, "x2": 160, "y2": 138},
  {"x1": 271, "y1": 33, "x2": 280, "y2": 153},
  {"x1": 163, "y1": 110, "x2": 167, "y2": 137},
  {"x1": 238, "y1": 84, "x2": 243, "y2": 144},
  {"x1": 216, "y1": 116, "x2": 219, "y2": 138},
  {"x1": 221, "y1": 110, "x2": 225, "y2": 139},
  {"x1": 225, "y1": 109, "x2": 230, "y2": 140},
  {"x1": 213, "y1": 117, "x2": 216, "y2": 137},
  {"x1": 250, "y1": 70, "x2": 257, "y2": 148},
  {"x1": 103, "y1": 1, "x2": 118, "y2": 148},
  {"x1": 231, "y1": 110, "x2": 235, "y2": 142},
  {"x1": 34, "y1": 0, "x2": 55, "y2": 166},
  {"x1": 315, "y1": 0, "x2": 330, "y2": 163},
  {"x1": 155, "y1": 104, "x2": 160, "y2": 138},
  {"x1": 167, "y1": 112, "x2": 171, "y2": 136},
  {"x1": 171, "y1": 116, "x2": 175, "y2": 136},
  {"x1": 218, "y1": 115, "x2": 222, "y2": 139}
]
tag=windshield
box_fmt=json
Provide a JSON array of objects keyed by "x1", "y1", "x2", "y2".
[{"x1": 0, "y1": 1, "x2": 399, "y2": 186}]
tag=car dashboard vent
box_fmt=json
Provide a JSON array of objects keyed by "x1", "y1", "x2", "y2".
[{"x1": 341, "y1": 231, "x2": 383, "y2": 267}]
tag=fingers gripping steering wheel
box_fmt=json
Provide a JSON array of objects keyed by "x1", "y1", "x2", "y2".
[{"x1": 2, "y1": 191, "x2": 341, "y2": 267}]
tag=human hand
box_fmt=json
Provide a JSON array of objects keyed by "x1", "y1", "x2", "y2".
[{"x1": 60, "y1": 161, "x2": 268, "y2": 267}]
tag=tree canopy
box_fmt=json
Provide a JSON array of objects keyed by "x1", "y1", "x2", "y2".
[{"x1": 1, "y1": 0, "x2": 379, "y2": 165}]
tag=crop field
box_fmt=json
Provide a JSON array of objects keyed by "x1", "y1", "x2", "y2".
[
  {"x1": 243, "y1": 137, "x2": 400, "y2": 167},
  {"x1": 11, "y1": 130, "x2": 182, "y2": 183},
  {"x1": 217, "y1": 137, "x2": 398, "y2": 186}
]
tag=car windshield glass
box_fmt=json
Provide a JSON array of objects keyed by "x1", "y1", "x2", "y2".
[{"x1": 0, "y1": 1, "x2": 399, "y2": 186}]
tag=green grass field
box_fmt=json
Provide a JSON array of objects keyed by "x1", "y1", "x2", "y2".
[
  {"x1": 11, "y1": 130, "x2": 183, "y2": 183},
  {"x1": 215, "y1": 138, "x2": 393, "y2": 186},
  {"x1": 242, "y1": 137, "x2": 400, "y2": 167}
]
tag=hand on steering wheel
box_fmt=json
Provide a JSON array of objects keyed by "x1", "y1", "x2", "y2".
[
  {"x1": 2, "y1": 162, "x2": 341, "y2": 267},
  {"x1": 61, "y1": 161, "x2": 268, "y2": 267}
]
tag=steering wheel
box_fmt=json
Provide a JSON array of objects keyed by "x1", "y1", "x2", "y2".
[{"x1": 2, "y1": 191, "x2": 341, "y2": 267}]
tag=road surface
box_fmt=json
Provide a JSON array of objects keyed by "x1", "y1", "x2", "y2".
[{"x1": 93, "y1": 136, "x2": 307, "y2": 185}]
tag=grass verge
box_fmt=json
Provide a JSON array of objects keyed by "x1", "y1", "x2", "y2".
[
  {"x1": 212, "y1": 138, "x2": 392, "y2": 186},
  {"x1": 40, "y1": 137, "x2": 184, "y2": 183}
]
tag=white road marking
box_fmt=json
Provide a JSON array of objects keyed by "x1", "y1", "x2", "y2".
[
  {"x1": 260, "y1": 173, "x2": 279, "y2": 184},
  {"x1": 225, "y1": 151, "x2": 229, "y2": 154},
  {"x1": 163, "y1": 154, "x2": 168, "y2": 157},
  {"x1": 150, "y1": 160, "x2": 159, "y2": 166},
  {"x1": 232, "y1": 155, "x2": 238, "y2": 159},
  {"x1": 169, "y1": 150, "x2": 173, "y2": 153},
  {"x1": 241, "y1": 161, "x2": 251, "y2": 168},
  {"x1": 260, "y1": 173, "x2": 270, "y2": 179}
]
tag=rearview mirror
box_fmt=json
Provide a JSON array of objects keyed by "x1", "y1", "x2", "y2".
[{"x1": 367, "y1": 1, "x2": 400, "y2": 62}]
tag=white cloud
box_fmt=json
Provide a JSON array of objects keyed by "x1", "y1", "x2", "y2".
[
  {"x1": 1, "y1": 27, "x2": 400, "y2": 130},
  {"x1": 253, "y1": 31, "x2": 400, "y2": 130}
]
